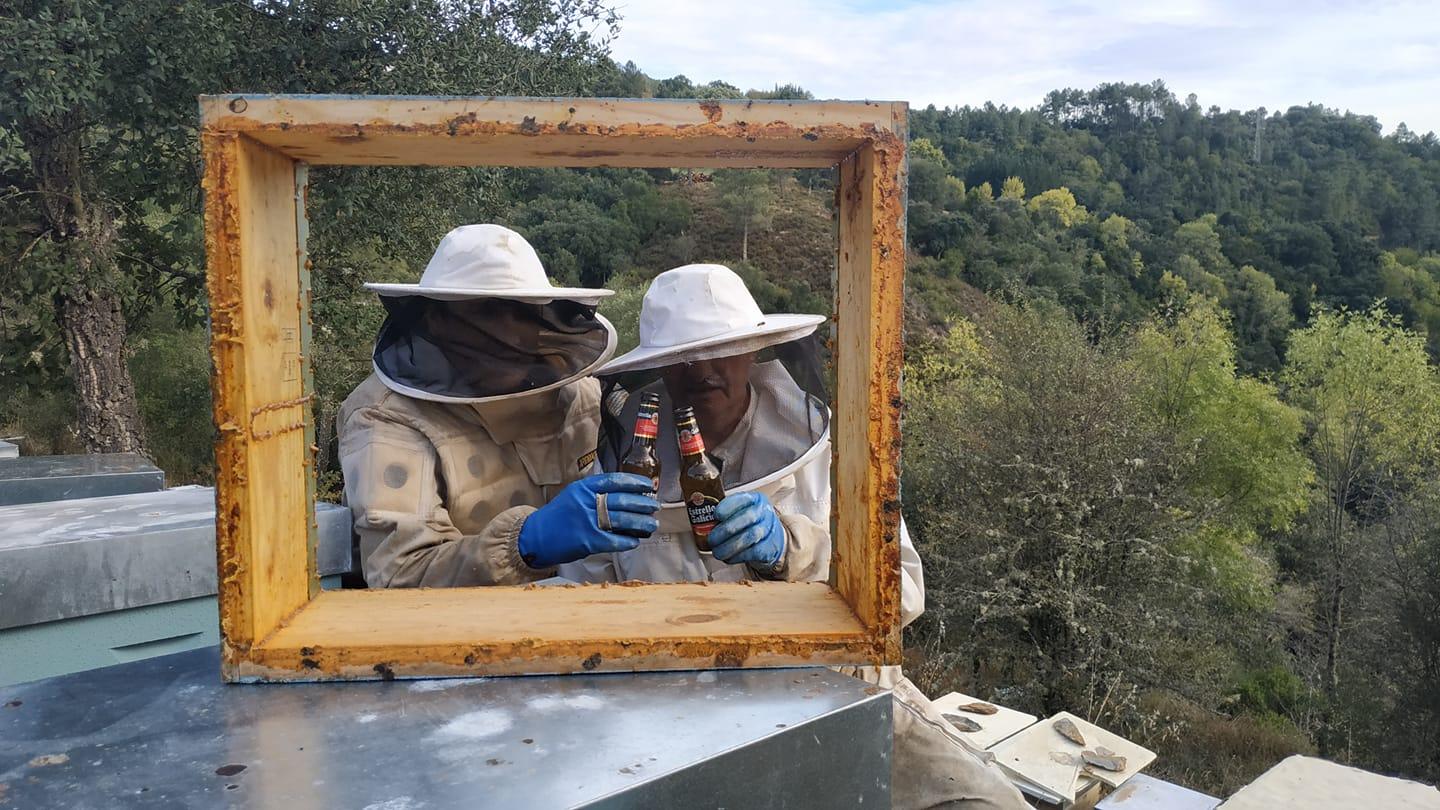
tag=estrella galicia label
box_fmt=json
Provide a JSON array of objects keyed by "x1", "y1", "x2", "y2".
[{"x1": 686, "y1": 491, "x2": 719, "y2": 535}]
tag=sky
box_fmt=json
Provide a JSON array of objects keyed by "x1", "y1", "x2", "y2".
[{"x1": 607, "y1": 0, "x2": 1440, "y2": 135}]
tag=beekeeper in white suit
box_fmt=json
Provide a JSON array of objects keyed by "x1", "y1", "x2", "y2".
[
  {"x1": 559, "y1": 263, "x2": 839, "y2": 584},
  {"x1": 561, "y1": 263, "x2": 1027, "y2": 810}
]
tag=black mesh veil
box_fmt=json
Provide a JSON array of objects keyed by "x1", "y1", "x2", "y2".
[
  {"x1": 373, "y1": 296, "x2": 614, "y2": 403},
  {"x1": 596, "y1": 331, "x2": 830, "y2": 505}
]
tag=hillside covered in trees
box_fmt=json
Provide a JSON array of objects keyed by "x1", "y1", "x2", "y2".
[{"x1": 4, "y1": 3, "x2": 1440, "y2": 795}]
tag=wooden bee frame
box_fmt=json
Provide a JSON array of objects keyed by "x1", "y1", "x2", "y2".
[{"x1": 200, "y1": 95, "x2": 907, "y2": 681}]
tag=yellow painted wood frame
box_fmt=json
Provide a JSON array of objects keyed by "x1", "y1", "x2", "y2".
[{"x1": 200, "y1": 95, "x2": 908, "y2": 682}]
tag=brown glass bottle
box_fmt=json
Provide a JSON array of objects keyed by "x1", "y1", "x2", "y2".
[
  {"x1": 674, "y1": 406, "x2": 726, "y2": 553},
  {"x1": 619, "y1": 392, "x2": 662, "y2": 494}
]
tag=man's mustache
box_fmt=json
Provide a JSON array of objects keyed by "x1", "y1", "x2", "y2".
[{"x1": 683, "y1": 374, "x2": 726, "y2": 391}]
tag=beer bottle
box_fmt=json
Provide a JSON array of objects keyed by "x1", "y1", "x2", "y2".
[
  {"x1": 674, "y1": 406, "x2": 726, "y2": 553},
  {"x1": 619, "y1": 392, "x2": 662, "y2": 494}
]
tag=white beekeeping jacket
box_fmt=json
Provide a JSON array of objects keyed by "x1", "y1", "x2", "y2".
[{"x1": 559, "y1": 361, "x2": 924, "y2": 631}]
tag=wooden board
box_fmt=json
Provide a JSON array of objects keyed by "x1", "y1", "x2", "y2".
[
  {"x1": 931, "y1": 691, "x2": 1040, "y2": 750},
  {"x1": 234, "y1": 582, "x2": 872, "y2": 681},
  {"x1": 203, "y1": 133, "x2": 315, "y2": 654},
  {"x1": 988, "y1": 711, "x2": 1157, "y2": 802},
  {"x1": 200, "y1": 95, "x2": 908, "y2": 681},
  {"x1": 199, "y1": 96, "x2": 896, "y2": 168},
  {"x1": 295, "y1": 163, "x2": 320, "y2": 601},
  {"x1": 1045, "y1": 711, "x2": 1157, "y2": 789},
  {"x1": 991, "y1": 739, "x2": 1083, "y2": 805},
  {"x1": 833, "y1": 137, "x2": 907, "y2": 661}
]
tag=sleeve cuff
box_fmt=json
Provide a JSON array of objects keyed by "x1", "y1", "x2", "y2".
[{"x1": 493, "y1": 506, "x2": 555, "y2": 583}]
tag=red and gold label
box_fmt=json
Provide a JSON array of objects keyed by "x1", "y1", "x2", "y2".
[
  {"x1": 633, "y1": 411, "x2": 659, "y2": 439},
  {"x1": 677, "y1": 425, "x2": 706, "y2": 456}
]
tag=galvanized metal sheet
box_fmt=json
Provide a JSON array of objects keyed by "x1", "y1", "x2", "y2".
[
  {"x1": 0, "y1": 453, "x2": 164, "y2": 506},
  {"x1": 0, "y1": 648, "x2": 891, "y2": 809},
  {"x1": 0, "y1": 487, "x2": 352, "y2": 628},
  {"x1": 1097, "y1": 773, "x2": 1221, "y2": 810},
  {"x1": 0, "y1": 597, "x2": 220, "y2": 687}
]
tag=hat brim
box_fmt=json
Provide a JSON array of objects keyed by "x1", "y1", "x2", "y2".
[
  {"x1": 598, "y1": 313, "x2": 827, "y2": 375},
  {"x1": 364, "y1": 282, "x2": 613, "y2": 306}
]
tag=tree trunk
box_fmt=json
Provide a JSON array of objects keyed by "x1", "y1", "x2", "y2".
[
  {"x1": 1319, "y1": 496, "x2": 1346, "y2": 758},
  {"x1": 23, "y1": 115, "x2": 148, "y2": 454},
  {"x1": 56, "y1": 286, "x2": 146, "y2": 453},
  {"x1": 1320, "y1": 570, "x2": 1344, "y2": 757},
  {"x1": 741, "y1": 222, "x2": 749, "y2": 262}
]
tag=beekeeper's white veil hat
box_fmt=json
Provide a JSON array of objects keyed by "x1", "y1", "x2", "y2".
[
  {"x1": 369, "y1": 224, "x2": 616, "y2": 403},
  {"x1": 599, "y1": 264, "x2": 825, "y2": 375},
  {"x1": 365, "y1": 224, "x2": 613, "y2": 304}
]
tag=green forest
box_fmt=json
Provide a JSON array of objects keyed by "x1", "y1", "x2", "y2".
[{"x1": 5, "y1": 1, "x2": 1440, "y2": 795}]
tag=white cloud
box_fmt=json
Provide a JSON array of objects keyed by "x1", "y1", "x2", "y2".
[{"x1": 609, "y1": 0, "x2": 1440, "y2": 134}]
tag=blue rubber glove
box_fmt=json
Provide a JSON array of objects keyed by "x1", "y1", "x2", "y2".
[
  {"x1": 708, "y1": 491, "x2": 785, "y2": 573},
  {"x1": 518, "y1": 473, "x2": 659, "y2": 569}
]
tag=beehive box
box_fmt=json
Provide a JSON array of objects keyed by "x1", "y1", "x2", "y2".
[{"x1": 200, "y1": 95, "x2": 908, "y2": 681}]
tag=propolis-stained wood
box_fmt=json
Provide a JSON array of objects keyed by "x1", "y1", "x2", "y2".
[
  {"x1": 834, "y1": 141, "x2": 907, "y2": 658},
  {"x1": 200, "y1": 95, "x2": 908, "y2": 681},
  {"x1": 198, "y1": 96, "x2": 898, "y2": 168},
  {"x1": 236, "y1": 583, "x2": 873, "y2": 681},
  {"x1": 203, "y1": 132, "x2": 314, "y2": 651}
]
